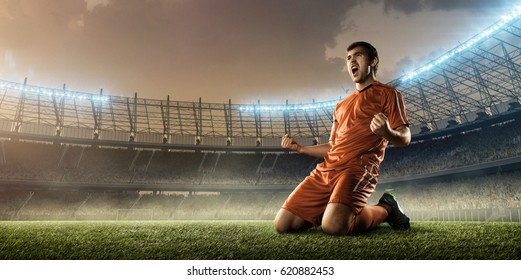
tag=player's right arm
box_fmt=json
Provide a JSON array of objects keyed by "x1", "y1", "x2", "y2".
[{"x1": 281, "y1": 134, "x2": 331, "y2": 158}]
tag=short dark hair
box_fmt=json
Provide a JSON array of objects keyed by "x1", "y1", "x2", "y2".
[{"x1": 347, "y1": 41, "x2": 379, "y2": 74}]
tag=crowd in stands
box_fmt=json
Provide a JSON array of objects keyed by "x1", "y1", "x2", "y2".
[
  {"x1": 2, "y1": 118, "x2": 521, "y2": 186},
  {"x1": 369, "y1": 172, "x2": 521, "y2": 211},
  {"x1": 381, "y1": 119, "x2": 521, "y2": 178},
  {"x1": 1, "y1": 170, "x2": 519, "y2": 221},
  {"x1": 1, "y1": 117, "x2": 521, "y2": 221}
]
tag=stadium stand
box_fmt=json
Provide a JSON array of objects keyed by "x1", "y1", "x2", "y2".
[
  {"x1": 1, "y1": 9, "x2": 521, "y2": 222},
  {"x1": 1, "y1": 123, "x2": 521, "y2": 222}
]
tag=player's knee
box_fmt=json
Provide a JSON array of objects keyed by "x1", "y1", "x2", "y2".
[
  {"x1": 274, "y1": 209, "x2": 310, "y2": 233},
  {"x1": 274, "y1": 211, "x2": 291, "y2": 234},
  {"x1": 321, "y1": 222, "x2": 342, "y2": 235},
  {"x1": 274, "y1": 219, "x2": 290, "y2": 234},
  {"x1": 322, "y1": 203, "x2": 356, "y2": 235},
  {"x1": 321, "y1": 219, "x2": 352, "y2": 236}
]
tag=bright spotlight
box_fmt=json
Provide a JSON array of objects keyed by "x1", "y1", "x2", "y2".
[{"x1": 400, "y1": 7, "x2": 521, "y2": 83}]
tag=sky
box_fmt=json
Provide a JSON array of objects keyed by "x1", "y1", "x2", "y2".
[{"x1": 0, "y1": 0, "x2": 516, "y2": 104}]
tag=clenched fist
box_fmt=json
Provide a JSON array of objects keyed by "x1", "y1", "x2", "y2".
[
  {"x1": 370, "y1": 113, "x2": 391, "y2": 137},
  {"x1": 281, "y1": 134, "x2": 300, "y2": 152}
]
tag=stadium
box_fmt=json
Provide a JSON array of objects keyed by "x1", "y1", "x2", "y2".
[{"x1": 1, "y1": 5, "x2": 521, "y2": 261}]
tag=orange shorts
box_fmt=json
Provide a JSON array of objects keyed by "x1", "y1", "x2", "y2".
[{"x1": 282, "y1": 164, "x2": 378, "y2": 227}]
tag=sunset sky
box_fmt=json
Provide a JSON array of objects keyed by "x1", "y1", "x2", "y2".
[{"x1": 0, "y1": 0, "x2": 515, "y2": 104}]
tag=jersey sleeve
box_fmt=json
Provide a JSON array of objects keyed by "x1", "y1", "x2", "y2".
[{"x1": 384, "y1": 89, "x2": 409, "y2": 129}]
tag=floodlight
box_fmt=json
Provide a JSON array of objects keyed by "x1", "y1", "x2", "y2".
[{"x1": 401, "y1": 7, "x2": 521, "y2": 83}]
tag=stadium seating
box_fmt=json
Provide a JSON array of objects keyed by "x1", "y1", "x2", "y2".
[{"x1": 1, "y1": 117, "x2": 521, "y2": 222}]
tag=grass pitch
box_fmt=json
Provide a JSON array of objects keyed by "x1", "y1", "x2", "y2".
[{"x1": 0, "y1": 220, "x2": 519, "y2": 260}]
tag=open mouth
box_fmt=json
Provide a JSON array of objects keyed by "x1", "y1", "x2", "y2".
[{"x1": 351, "y1": 65, "x2": 359, "y2": 75}]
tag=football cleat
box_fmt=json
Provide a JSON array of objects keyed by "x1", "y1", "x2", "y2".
[{"x1": 378, "y1": 192, "x2": 410, "y2": 230}]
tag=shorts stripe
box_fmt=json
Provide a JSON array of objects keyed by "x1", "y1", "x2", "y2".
[{"x1": 353, "y1": 163, "x2": 376, "y2": 191}]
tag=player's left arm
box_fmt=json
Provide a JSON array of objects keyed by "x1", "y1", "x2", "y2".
[{"x1": 370, "y1": 113, "x2": 411, "y2": 147}]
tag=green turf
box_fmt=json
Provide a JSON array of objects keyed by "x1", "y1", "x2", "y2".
[{"x1": 0, "y1": 220, "x2": 519, "y2": 260}]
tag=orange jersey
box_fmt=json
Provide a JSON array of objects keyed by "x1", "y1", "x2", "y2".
[{"x1": 317, "y1": 81, "x2": 409, "y2": 171}]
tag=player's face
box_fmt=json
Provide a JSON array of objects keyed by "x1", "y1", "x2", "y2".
[{"x1": 346, "y1": 46, "x2": 374, "y2": 85}]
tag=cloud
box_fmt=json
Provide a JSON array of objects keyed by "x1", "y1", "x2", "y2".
[
  {"x1": 381, "y1": 56, "x2": 413, "y2": 82},
  {"x1": 377, "y1": 0, "x2": 514, "y2": 14},
  {"x1": 1, "y1": 0, "x2": 516, "y2": 103},
  {"x1": 85, "y1": 0, "x2": 109, "y2": 12},
  {"x1": 378, "y1": 0, "x2": 429, "y2": 14},
  {"x1": 4, "y1": 50, "x2": 16, "y2": 69},
  {"x1": 0, "y1": 0, "x2": 357, "y2": 103}
]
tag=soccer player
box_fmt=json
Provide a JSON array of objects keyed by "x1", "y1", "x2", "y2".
[{"x1": 275, "y1": 41, "x2": 411, "y2": 235}]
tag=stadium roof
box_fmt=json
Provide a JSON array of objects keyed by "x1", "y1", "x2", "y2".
[
  {"x1": 0, "y1": 7, "x2": 520, "y2": 142},
  {"x1": 390, "y1": 6, "x2": 521, "y2": 133}
]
